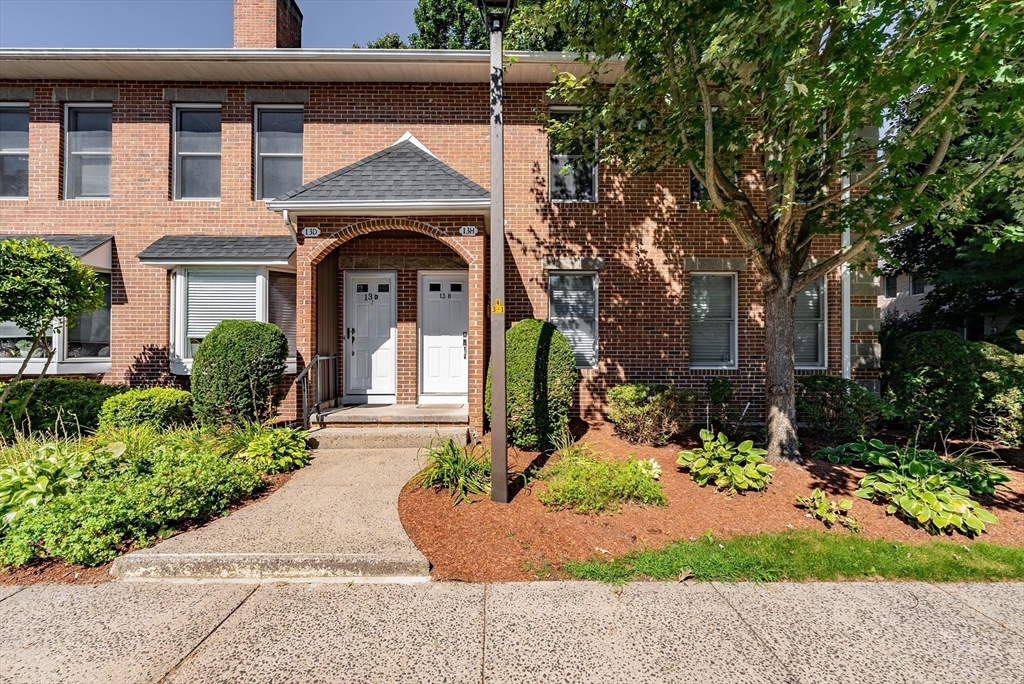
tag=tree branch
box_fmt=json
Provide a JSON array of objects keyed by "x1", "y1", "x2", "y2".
[
  {"x1": 795, "y1": 233, "x2": 875, "y2": 291},
  {"x1": 912, "y1": 124, "x2": 954, "y2": 196}
]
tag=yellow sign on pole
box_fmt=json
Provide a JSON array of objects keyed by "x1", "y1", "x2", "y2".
[{"x1": 491, "y1": 299, "x2": 505, "y2": 314}]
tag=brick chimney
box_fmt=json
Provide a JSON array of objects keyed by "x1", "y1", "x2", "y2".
[{"x1": 233, "y1": 0, "x2": 303, "y2": 49}]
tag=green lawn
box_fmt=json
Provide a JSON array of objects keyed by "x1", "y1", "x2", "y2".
[{"x1": 563, "y1": 530, "x2": 1024, "y2": 584}]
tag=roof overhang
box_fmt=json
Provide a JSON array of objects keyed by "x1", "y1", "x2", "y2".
[
  {"x1": 268, "y1": 199, "x2": 491, "y2": 216},
  {"x1": 2, "y1": 234, "x2": 113, "y2": 270},
  {"x1": 138, "y1": 235, "x2": 296, "y2": 268},
  {"x1": 0, "y1": 49, "x2": 623, "y2": 84}
]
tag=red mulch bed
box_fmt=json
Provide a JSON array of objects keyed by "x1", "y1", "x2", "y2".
[
  {"x1": 398, "y1": 421, "x2": 1024, "y2": 582},
  {"x1": 0, "y1": 471, "x2": 294, "y2": 587}
]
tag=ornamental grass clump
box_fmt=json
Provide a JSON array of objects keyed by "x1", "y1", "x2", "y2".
[
  {"x1": 676, "y1": 429, "x2": 775, "y2": 494},
  {"x1": 538, "y1": 441, "x2": 666, "y2": 514},
  {"x1": 417, "y1": 438, "x2": 491, "y2": 505}
]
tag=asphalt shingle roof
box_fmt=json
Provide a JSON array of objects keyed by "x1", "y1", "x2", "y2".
[
  {"x1": 138, "y1": 236, "x2": 296, "y2": 261},
  {"x1": 3, "y1": 234, "x2": 112, "y2": 257},
  {"x1": 272, "y1": 140, "x2": 490, "y2": 204}
]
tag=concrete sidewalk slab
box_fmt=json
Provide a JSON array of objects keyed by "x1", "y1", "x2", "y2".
[
  {"x1": 110, "y1": 448, "x2": 429, "y2": 580},
  {"x1": 483, "y1": 582, "x2": 792, "y2": 683},
  {"x1": 932, "y1": 582, "x2": 1024, "y2": 638},
  {"x1": 165, "y1": 582, "x2": 485, "y2": 684},
  {"x1": 715, "y1": 582, "x2": 1024, "y2": 684},
  {"x1": 0, "y1": 581, "x2": 253, "y2": 684},
  {"x1": 0, "y1": 585, "x2": 25, "y2": 602}
]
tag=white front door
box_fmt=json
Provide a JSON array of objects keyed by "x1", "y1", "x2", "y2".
[
  {"x1": 419, "y1": 271, "x2": 469, "y2": 401},
  {"x1": 344, "y1": 271, "x2": 397, "y2": 404}
]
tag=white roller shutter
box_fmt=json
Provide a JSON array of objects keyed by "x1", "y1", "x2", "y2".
[
  {"x1": 549, "y1": 273, "x2": 598, "y2": 368},
  {"x1": 268, "y1": 271, "x2": 297, "y2": 355},
  {"x1": 185, "y1": 268, "x2": 258, "y2": 339}
]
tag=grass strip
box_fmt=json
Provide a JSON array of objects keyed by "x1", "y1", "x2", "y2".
[{"x1": 563, "y1": 530, "x2": 1024, "y2": 584}]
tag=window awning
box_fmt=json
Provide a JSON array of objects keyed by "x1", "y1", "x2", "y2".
[
  {"x1": 265, "y1": 135, "x2": 490, "y2": 216},
  {"x1": 138, "y1": 235, "x2": 296, "y2": 267},
  {"x1": 2, "y1": 234, "x2": 113, "y2": 270}
]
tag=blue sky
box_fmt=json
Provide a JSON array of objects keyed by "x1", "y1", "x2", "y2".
[{"x1": 0, "y1": 0, "x2": 420, "y2": 48}]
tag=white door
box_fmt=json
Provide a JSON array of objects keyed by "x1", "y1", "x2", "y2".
[
  {"x1": 344, "y1": 271, "x2": 397, "y2": 403},
  {"x1": 419, "y1": 271, "x2": 469, "y2": 401}
]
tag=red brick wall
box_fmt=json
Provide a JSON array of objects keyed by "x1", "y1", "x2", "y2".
[
  {"x1": 233, "y1": 0, "x2": 302, "y2": 49},
  {"x1": 0, "y1": 78, "x2": 869, "y2": 426}
]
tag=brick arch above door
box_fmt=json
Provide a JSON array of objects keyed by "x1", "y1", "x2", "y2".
[{"x1": 304, "y1": 217, "x2": 478, "y2": 267}]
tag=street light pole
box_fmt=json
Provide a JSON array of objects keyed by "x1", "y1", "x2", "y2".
[{"x1": 473, "y1": 0, "x2": 515, "y2": 504}]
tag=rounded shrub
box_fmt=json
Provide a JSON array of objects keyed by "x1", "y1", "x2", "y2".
[
  {"x1": 485, "y1": 319, "x2": 579, "y2": 449},
  {"x1": 796, "y1": 375, "x2": 885, "y2": 444},
  {"x1": 190, "y1": 320, "x2": 289, "y2": 427},
  {"x1": 607, "y1": 383, "x2": 698, "y2": 446},
  {"x1": 883, "y1": 330, "x2": 986, "y2": 438},
  {"x1": 98, "y1": 387, "x2": 193, "y2": 430}
]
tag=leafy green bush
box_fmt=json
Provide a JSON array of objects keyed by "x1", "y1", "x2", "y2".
[
  {"x1": 98, "y1": 387, "x2": 193, "y2": 430},
  {"x1": 235, "y1": 427, "x2": 310, "y2": 474},
  {"x1": 191, "y1": 320, "x2": 289, "y2": 427},
  {"x1": 485, "y1": 319, "x2": 579, "y2": 449},
  {"x1": 607, "y1": 383, "x2": 698, "y2": 446},
  {"x1": 417, "y1": 438, "x2": 491, "y2": 505},
  {"x1": 977, "y1": 342, "x2": 1024, "y2": 447},
  {"x1": 0, "y1": 379, "x2": 126, "y2": 439},
  {"x1": 795, "y1": 489, "x2": 860, "y2": 533},
  {"x1": 883, "y1": 330, "x2": 986, "y2": 438},
  {"x1": 796, "y1": 375, "x2": 885, "y2": 443},
  {"x1": 855, "y1": 470, "x2": 997, "y2": 536},
  {"x1": 0, "y1": 434, "x2": 264, "y2": 567},
  {"x1": 676, "y1": 429, "x2": 775, "y2": 493},
  {"x1": 705, "y1": 377, "x2": 735, "y2": 432},
  {"x1": 538, "y1": 443, "x2": 665, "y2": 514}
]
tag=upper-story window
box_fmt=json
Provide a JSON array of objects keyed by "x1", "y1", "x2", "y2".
[
  {"x1": 884, "y1": 275, "x2": 898, "y2": 299},
  {"x1": 255, "y1": 107, "x2": 303, "y2": 201},
  {"x1": 174, "y1": 106, "x2": 221, "y2": 200},
  {"x1": 0, "y1": 105, "x2": 29, "y2": 199},
  {"x1": 549, "y1": 110, "x2": 597, "y2": 203},
  {"x1": 65, "y1": 105, "x2": 112, "y2": 200},
  {"x1": 911, "y1": 274, "x2": 927, "y2": 296}
]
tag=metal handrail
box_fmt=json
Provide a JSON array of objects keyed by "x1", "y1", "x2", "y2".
[{"x1": 295, "y1": 355, "x2": 339, "y2": 429}]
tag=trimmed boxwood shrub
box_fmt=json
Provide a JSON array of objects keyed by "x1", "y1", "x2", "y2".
[
  {"x1": 0, "y1": 379, "x2": 126, "y2": 439},
  {"x1": 607, "y1": 383, "x2": 698, "y2": 446},
  {"x1": 485, "y1": 319, "x2": 579, "y2": 449},
  {"x1": 796, "y1": 375, "x2": 885, "y2": 444},
  {"x1": 98, "y1": 387, "x2": 193, "y2": 430},
  {"x1": 883, "y1": 330, "x2": 986, "y2": 438},
  {"x1": 190, "y1": 320, "x2": 289, "y2": 427}
]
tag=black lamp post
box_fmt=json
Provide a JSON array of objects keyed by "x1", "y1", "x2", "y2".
[{"x1": 472, "y1": 0, "x2": 516, "y2": 504}]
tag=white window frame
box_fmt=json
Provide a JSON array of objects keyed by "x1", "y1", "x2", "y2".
[
  {"x1": 548, "y1": 106, "x2": 598, "y2": 204},
  {"x1": 0, "y1": 267, "x2": 113, "y2": 375},
  {"x1": 794, "y1": 277, "x2": 828, "y2": 370},
  {"x1": 689, "y1": 272, "x2": 739, "y2": 370},
  {"x1": 547, "y1": 270, "x2": 599, "y2": 369},
  {"x1": 0, "y1": 102, "x2": 30, "y2": 200},
  {"x1": 169, "y1": 265, "x2": 297, "y2": 375},
  {"x1": 254, "y1": 104, "x2": 303, "y2": 202},
  {"x1": 63, "y1": 103, "x2": 112, "y2": 201},
  {"x1": 884, "y1": 274, "x2": 898, "y2": 299},
  {"x1": 910, "y1": 274, "x2": 926, "y2": 297},
  {"x1": 172, "y1": 103, "x2": 222, "y2": 201}
]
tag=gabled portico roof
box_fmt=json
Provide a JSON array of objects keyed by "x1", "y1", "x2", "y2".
[{"x1": 265, "y1": 137, "x2": 490, "y2": 216}]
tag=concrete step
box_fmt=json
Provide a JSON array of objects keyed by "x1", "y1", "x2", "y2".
[
  {"x1": 317, "y1": 404, "x2": 469, "y2": 425},
  {"x1": 110, "y1": 552, "x2": 429, "y2": 581},
  {"x1": 307, "y1": 426, "x2": 470, "y2": 450}
]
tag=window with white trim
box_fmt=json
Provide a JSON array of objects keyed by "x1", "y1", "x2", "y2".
[
  {"x1": 255, "y1": 107, "x2": 303, "y2": 200},
  {"x1": 174, "y1": 107, "x2": 221, "y2": 200},
  {"x1": 884, "y1": 275, "x2": 898, "y2": 299},
  {"x1": 911, "y1": 274, "x2": 927, "y2": 296},
  {"x1": 268, "y1": 271, "x2": 297, "y2": 355},
  {"x1": 65, "y1": 105, "x2": 112, "y2": 199},
  {"x1": 0, "y1": 104, "x2": 29, "y2": 198},
  {"x1": 690, "y1": 273, "x2": 737, "y2": 368},
  {"x1": 548, "y1": 272, "x2": 598, "y2": 368},
  {"x1": 794, "y1": 277, "x2": 826, "y2": 368},
  {"x1": 548, "y1": 110, "x2": 597, "y2": 203}
]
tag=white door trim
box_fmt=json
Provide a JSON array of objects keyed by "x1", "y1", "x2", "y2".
[
  {"x1": 343, "y1": 270, "x2": 397, "y2": 405},
  {"x1": 418, "y1": 269, "x2": 469, "y2": 405}
]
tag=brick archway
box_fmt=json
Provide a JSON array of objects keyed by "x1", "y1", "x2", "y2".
[{"x1": 307, "y1": 218, "x2": 475, "y2": 266}]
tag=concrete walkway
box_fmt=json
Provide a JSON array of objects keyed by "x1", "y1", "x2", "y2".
[
  {"x1": 1, "y1": 580, "x2": 1022, "y2": 683},
  {"x1": 110, "y1": 448, "x2": 430, "y2": 580}
]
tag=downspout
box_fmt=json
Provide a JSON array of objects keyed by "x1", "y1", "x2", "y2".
[
  {"x1": 841, "y1": 228, "x2": 851, "y2": 379},
  {"x1": 282, "y1": 209, "x2": 298, "y2": 243}
]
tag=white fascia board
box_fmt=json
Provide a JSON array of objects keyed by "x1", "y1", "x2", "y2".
[
  {"x1": 140, "y1": 259, "x2": 294, "y2": 268},
  {"x1": 265, "y1": 199, "x2": 490, "y2": 214}
]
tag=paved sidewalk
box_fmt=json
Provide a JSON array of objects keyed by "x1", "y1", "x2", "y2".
[
  {"x1": 109, "y1": 448, "x2": 430, "y2": 580},
  {"x1": 1, "y1": 580, "x2": 1022, "y2": 683}
]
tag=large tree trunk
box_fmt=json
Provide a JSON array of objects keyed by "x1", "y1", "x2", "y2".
[{"x1": 763, "y1": 282, "x2": 800, "y2": 462}]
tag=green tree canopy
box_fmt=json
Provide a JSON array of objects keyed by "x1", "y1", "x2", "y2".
[
  {"x1": 546, "y1": 0, "x2": 1024, "y2": 459},
  {"x1": 409, "y1": 0, "x2": 566, "y2": 50}
]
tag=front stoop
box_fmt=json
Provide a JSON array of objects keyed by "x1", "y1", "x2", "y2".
[
  {"x1": 308, "y1": 426, "x2": 469, "y2": 450},
  {"x1": 307, "y1": 404, "x2": 472, "y2": 450}
]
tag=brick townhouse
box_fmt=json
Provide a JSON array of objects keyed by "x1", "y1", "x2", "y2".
[{"x1": 0, "y1": 0, "x2": 881, "y2": 435}]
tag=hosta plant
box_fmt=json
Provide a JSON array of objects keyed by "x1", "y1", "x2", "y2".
[
  {"x1": 795, "y1": 489, "x2": 860, "y2": 533},
  {"x1": 854, "y1": 471, "x2": 998, "y2": 536},
  {"x1": 677, "y1": 430, "x2": 775, "y2": 494},
  {"x1": 235, "y1": 427, "x2": 310, "y2": 474}
]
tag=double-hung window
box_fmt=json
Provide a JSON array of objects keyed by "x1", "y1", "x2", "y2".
[
  {"x1": 690, "y1": 274, "x2": 737, "y2": 368},
  {"x1": 548, "y1": 272, "x2": 598, "y2": 368},
  {"x1": 255, "y1": 107, "x2": 303, "y2": 200},
  {"x1": 911, "y1": 274, "x2": 926, "y2": 296},
  {"x1": 174, "y1": 107, "x2": 221, "y2": 200},
  {"x1": 65, "y1": 105, "x2": 112, "y2": 199},
  {"x1": 884, "y1": 275, "x2": 898, "y2": 299},
  {"x1": 548, "y1": 110, "x2": 597, "y2": 203},
  {"x1": 0, "y1": 104, "x2": 29, "y2": 198},
  {"x1": 794, "y1": 277, "x2": 826, "y2": 368}
]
